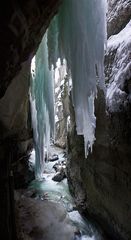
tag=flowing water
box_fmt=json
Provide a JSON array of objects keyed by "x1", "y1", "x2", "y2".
[{"x1": 29, "y1": 146, "x2": 105, "y2": 240}]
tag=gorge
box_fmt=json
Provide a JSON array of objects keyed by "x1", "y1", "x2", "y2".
[{"x1": 0, "y1": 0, "x2": 131, "y2": 240}]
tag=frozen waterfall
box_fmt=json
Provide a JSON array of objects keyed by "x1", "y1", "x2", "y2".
[
  {"x1": 48, "y1": 0, "x2": 107, "y2": 156},
  {"x1": 30, "y1": 0, "x2": 107, "y2": 177},
  {"x1": 30, "y1": 33, "x2": 54, "y2": 178}
]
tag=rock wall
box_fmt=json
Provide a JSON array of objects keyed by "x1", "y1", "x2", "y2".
[
  {"x1": 54, "y1": 65, "x2": 70, "y2": 149},
  {"x1": 107, "y1": 0, "x2": 131, "y2": 37},
  {"x1": 67, "y1": 1, "x2": 131, "y2": 239},
  {"x1": 0, "y1": 60, "x2": 33, "y2": 239},
  {"x1": 0, "y1": 60, "x2": 34, "y2": 188},
  {"x1": 0, "y1": 1, "x2": 61, "y2": 239},
  {"x1": 67, "y1": 89, "x2": 131, "y2": 240},
  {"x1": 0, "y1": 0, "x2": 130, "y2": 239},
  {"x1": 0, "y1": 0, "x2": 61, "y2": 98}
]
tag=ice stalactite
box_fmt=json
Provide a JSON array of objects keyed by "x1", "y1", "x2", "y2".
[
  {"x1": 30, "y1": 33, "x2": 54, "y2": 178},
  {"x1": 48, "y1": 0, "x2": 107, "y2": 156}
]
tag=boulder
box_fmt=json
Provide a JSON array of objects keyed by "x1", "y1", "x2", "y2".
[
  {"x1": 15, "y1": 193, "x2": 75, "y2": 240},
  {"x1": 53, "y1": 160, "x2": 66, "y2": 172},
  {"x1": 49, "y1": 154, "x2": 59, "y2": 162},
  {"x1": 52, "y1": 168, "x2": 66, "y2": 182}
]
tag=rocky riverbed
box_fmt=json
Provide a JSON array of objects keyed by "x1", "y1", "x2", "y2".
[{"x1": 15, "y1": 146, "x2": 109, "y2": 240}]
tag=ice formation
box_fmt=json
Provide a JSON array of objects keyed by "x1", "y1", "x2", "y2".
[
  {"x1": 30, "y1": 33, "x2": 54, "y2": 178},
  {"x1": 30, "y1": 0, "x2": 107, "y2": 176},
  {"x1": 48, "y1": 0, "x2": 107, "y2": 156}
]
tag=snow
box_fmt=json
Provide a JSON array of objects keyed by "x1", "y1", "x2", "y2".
[
  {"x1": 106, "y1": 21, "x2": 131, "y2": 112},
  {"x1": 107, "y1": 20, "x2": 131, "y2": 49},
  {"x1": 55, "y1": 86, "x2": 59, "y2": 94}
]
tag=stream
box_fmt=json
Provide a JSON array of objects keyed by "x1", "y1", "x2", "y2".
[{"x1": 29, "y1": 146, "x2": 105, "y2": 240}]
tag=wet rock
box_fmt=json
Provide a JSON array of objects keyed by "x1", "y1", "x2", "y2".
[
  {"x1": 52, "y1": 168, "x2": 66, "y2": 182},
  {"x1": 49, "y1": 154, "x2": 59, "y2": 162},
  {"x1": 53, "y1": 160, "x2": 66, "y2": 172},
  {"x1": 15, "y1": 194, "x2": 75, "y2": 240},
  {"x1": 63, "y1": 150, "x2": 67, "y2": 158},
  {"x1": 13, "y1": 154, "x2": 35, "y2": 189},
  {"x1": 74, "y1": 229, "x2": 81, "y2": 240},
  {"x1": 54, "y1": 139, "x2": 66, "y2": 149},
  {"x1": 53, "y1": 162, "x2": 62, "y2": 172},
  {"x1": 52, "y1": 159, "x2": 67, "y2": 182},
  {"x1": 29, "y1": 191, "x2": 37, "y2": 199}
]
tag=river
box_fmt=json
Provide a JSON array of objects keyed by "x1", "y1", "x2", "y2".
[{"x1": 28, "y1": 146, "x2": 106, "y2": 240}]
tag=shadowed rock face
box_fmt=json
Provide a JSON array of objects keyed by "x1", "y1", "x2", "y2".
[
  {"x1": 0, "y1": 0, "x2": 61, "y2": 149},
  {"x1": 67, "y1": 2, "x2": 131, "y2": 239},
  {"x1": 107, "y1": 0, "x2": 131, "y2": 37},
  {"x1": 67, "y1": 89, "x2": 131, "y2": 240},
  {"x1": 0, "y1": 0, "x2": 61, "y2": 98},
  {"x1": 0, "y1": 1, "x2": 61, "y2": 239},
  {"x1": 0, "y1": 61, "x2": 31, "y2": 139},
  {"x1": 0, "y1": 0, "x2": 61, "y2": 174},
  {"x1": 0, "y1": 0, "x2": 130, "y2": 239}
]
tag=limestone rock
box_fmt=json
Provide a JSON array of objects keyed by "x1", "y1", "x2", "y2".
[
  {"x1": 15, "y1": 194, "x2": 75, "y2": 240},
  {"x1": 54, "y1": 71, "x2": 70, "y2": 149},
  {"x1": 48, "y1": 154, "x2": 59, "y2": 162},
  {"x1": 107, "y1": 0, "x2": 131, "y2": 37},
  {"x1": 0, "y1": 2, "x2": 61, "y2": 237},
  {"x1": 0, "y1": 60, "x2": 31, "y2": 139},
  {"x1": 0, "y1": 0, "x2": 61, "y2": 98},
  {"x1": 52, "y1": 168, "x2": 66, "y2": 182},
  {"x1": 67, "y1": 9, "x2": 131, "y2": 240}
]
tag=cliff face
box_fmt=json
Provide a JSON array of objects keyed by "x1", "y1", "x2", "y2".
[
  {"x1": 0, "y1": 0, "x2": 61, "y2": 162},
  {"x1": 0, "y1": 0, "x2": 130, "y2": 239},
  {"x1": 0, "y1": 0, "x2": 61, "y2": 98},
  {"x1": 55, "y1": 71, "x2": 70, "y2": 149},
  {"x1": 67, "y1": 1, "x2": 131, "y2": 240},
  {"x1": 107, "y1": 0, "x2": 131, "y2": 37},
  {"x1": 0, "y1": 1, "x2": 60, "y2": 239}
]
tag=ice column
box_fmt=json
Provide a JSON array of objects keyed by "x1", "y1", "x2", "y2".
[
  {"x1": 30, "y1": 33, "x2": 54, "y2": 178},
  {"x1": 48, "y1": 0, "x2": 107, "y2": 156}
]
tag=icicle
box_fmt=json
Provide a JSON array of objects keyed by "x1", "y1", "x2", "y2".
[
  {"x1": 48, "y1": 0, "x2": 107, "y2": 157},
  {"x1": 30, "y1": 33, "x2": 54, "y2": 178}
]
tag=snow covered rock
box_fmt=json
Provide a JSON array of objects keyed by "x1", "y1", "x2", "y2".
[
  {"x1": 107, "y1": 0, "x2": 131, "y2": 37},
  {"x1": 106, "y1": 21, "x2": 131, "y2": 112},
  {"x1": 67, "y1": 8, "x2": 131, "y2": 240},
  {"x1": 52, "y1": 169, "x2": 66, "y2": 182}
]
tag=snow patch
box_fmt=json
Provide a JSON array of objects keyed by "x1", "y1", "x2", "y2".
[{"x1": 106, "y1": 21, "x2": 131, "y2": 112}]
